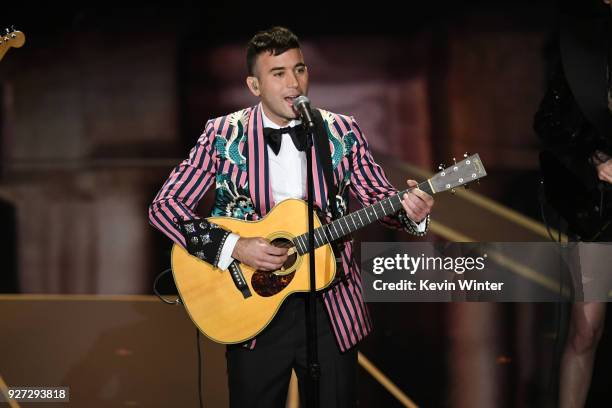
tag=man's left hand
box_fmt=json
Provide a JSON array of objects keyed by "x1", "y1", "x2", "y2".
[{"x1": 400, "y1": 179, "x2": 434, "y2": 223}]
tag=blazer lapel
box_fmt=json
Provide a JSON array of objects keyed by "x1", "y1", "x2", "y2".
[
  {"x1": 306, "y1": 145, "x2": 326, "y2": 212},
  {"x1": 247, "y1": 104, "x2": 275, "y2": 216},
  {"x1": 310, "y1": 110, "x2": 332, "y2": 212}
]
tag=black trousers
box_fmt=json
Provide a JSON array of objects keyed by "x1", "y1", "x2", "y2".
[{"x1": 226, "y1": 293, "x2": 357, "y2": 408}]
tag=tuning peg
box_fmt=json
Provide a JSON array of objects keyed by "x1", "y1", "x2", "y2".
[
  {"x1": 438, "y1": 164, "x2": 445, "y2": 171},
  {"x1": 451, "y1": 188, "x2": 456, "y2": 194},
  {"x1": 463, "y1": 152, "x2": 469, "y2": 158},
  {"x1": 452, "y1": 157, "x2": 456, "y2": 164}
]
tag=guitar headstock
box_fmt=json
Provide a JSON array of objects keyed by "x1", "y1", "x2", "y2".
[
  {"x1": 429, "y1": 154, "x2": 487, "y2": 193},
  {"x1": 0, "y1": 27, "x2": 26, "y2": 62}
]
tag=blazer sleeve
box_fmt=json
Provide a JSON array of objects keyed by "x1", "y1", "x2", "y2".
[
  {"x1": 148, "y1": 119, "x2": 233, "y2": 266},
  {"x1": 347, "y1": 116, "x2": 429, "y2": 236}
]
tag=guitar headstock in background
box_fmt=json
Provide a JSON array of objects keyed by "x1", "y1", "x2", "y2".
[
  {"x1": 429, "y1": 153, "x2": 487, "y2": 193},
  {"x1": 0, "y1": 27, "x2": 25, "y2": 62}
]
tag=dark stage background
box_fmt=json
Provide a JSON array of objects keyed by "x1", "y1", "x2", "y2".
[{"x1": 1, "y1": 1, "x2": 610, "y2": 407}]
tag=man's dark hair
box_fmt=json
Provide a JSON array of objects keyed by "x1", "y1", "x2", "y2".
[{"x1": 246, "y1": 27, "x2": 300, "y2": 76}]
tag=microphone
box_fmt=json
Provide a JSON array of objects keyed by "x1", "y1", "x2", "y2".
[{"x1": 292, "y1": 95, "x2": 315, "y2": 129}]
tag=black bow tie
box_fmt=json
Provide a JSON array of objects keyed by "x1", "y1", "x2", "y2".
[{"x1": 263, "y1": 125, "x2": 307, "y2": 155}]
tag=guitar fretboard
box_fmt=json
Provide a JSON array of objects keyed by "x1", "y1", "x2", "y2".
[{"x1": 292, "y1": 180, "x2": 432, "y2": 254}]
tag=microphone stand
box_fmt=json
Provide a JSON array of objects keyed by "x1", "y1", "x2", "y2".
[{"x1": 304, "y1": 122, "x2": 320, "y2": 408}]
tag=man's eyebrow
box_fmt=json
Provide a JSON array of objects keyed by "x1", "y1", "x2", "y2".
[{"x1": 269, "y1": 63, "x2": 306, "y2": 73}]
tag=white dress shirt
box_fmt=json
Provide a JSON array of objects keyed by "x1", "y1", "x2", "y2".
[{"x1": 216, "y1": 109, "x2": 425, "y2": 270}]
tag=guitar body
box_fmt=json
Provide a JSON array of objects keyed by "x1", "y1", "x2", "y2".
[{"x1": 171, "y1": 198, "x2": 336, "y2": 344}]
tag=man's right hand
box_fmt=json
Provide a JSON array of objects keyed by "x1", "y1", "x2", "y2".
[
  {"x1": 232, "y1": 237, "x2": 288, "y2": 271},
  {"x1": 596, "y1": 159, "x2": 612, "y2": 184}
]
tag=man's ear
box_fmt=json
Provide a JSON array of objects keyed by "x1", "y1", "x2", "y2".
[{"x1": 246, "y1": 76, "x2": 261, "y2": 97}]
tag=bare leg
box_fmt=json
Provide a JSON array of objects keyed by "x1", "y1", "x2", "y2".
[{"x1": 559, "y1": 302, "x2": 606, "y2": 408}]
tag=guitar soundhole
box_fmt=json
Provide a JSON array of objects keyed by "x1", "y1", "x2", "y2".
[{"x1": 251, "y1": 238, "x2": 298, "y2": 297}]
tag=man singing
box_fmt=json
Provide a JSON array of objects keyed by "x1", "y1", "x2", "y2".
[{"x1": 149, "y1": 26, "x2": 434, "y2": 407}]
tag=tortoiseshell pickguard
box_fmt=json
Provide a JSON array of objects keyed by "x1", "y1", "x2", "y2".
[{"x1": 251, "y1": 239, "x2": 298, "y2": 297}]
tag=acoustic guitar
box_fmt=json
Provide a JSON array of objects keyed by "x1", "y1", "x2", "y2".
[{"x1": 172, "y1": 154, "x2": 487, "y2": 344}]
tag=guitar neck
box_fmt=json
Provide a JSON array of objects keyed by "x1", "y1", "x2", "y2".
[{"x1": 292, "y1": 180, "x2": 432, "y2": 254}]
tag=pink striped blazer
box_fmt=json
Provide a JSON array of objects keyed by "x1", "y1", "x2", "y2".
[{"x1": 149, "y1": 103, "x2": 426, "y2": 352}]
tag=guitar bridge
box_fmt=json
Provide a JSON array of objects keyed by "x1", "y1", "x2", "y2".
[{"x1": 228, "y1": 262, "x2": 251, "y2": 299}]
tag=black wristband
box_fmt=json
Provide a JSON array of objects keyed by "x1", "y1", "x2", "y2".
[
  {"x1": 397, "y1": 210, "x2": 429, "y2": 237},
  {"x1": 176, "y1": 218, "x2": 231, "y2": 268}
]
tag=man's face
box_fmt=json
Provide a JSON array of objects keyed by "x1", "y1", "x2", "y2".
[{"x1": 246, "y1": 48, "x2": 309, "y2": 126}]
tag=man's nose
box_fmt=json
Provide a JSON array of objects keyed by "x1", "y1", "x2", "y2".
[{"x1": 286, "y1": 72, "x2": 299, "y2": 88}]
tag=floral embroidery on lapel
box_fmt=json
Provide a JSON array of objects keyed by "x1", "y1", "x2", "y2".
[
  {"x1": 343, "y1": 132, "x2": 357, "y2": 158},
  {"x1": 324, "y1": 172, "x2": 351, "y2": 220},
  {"x1": 213, "y1": 174, "x2": 256, "y2": 219},
  {"x1": 214, "y1": 110, "x2": 248, "y2": 171},
  {"x1": 320, "y1": 109, "x2": 356, "y2": 168}
]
